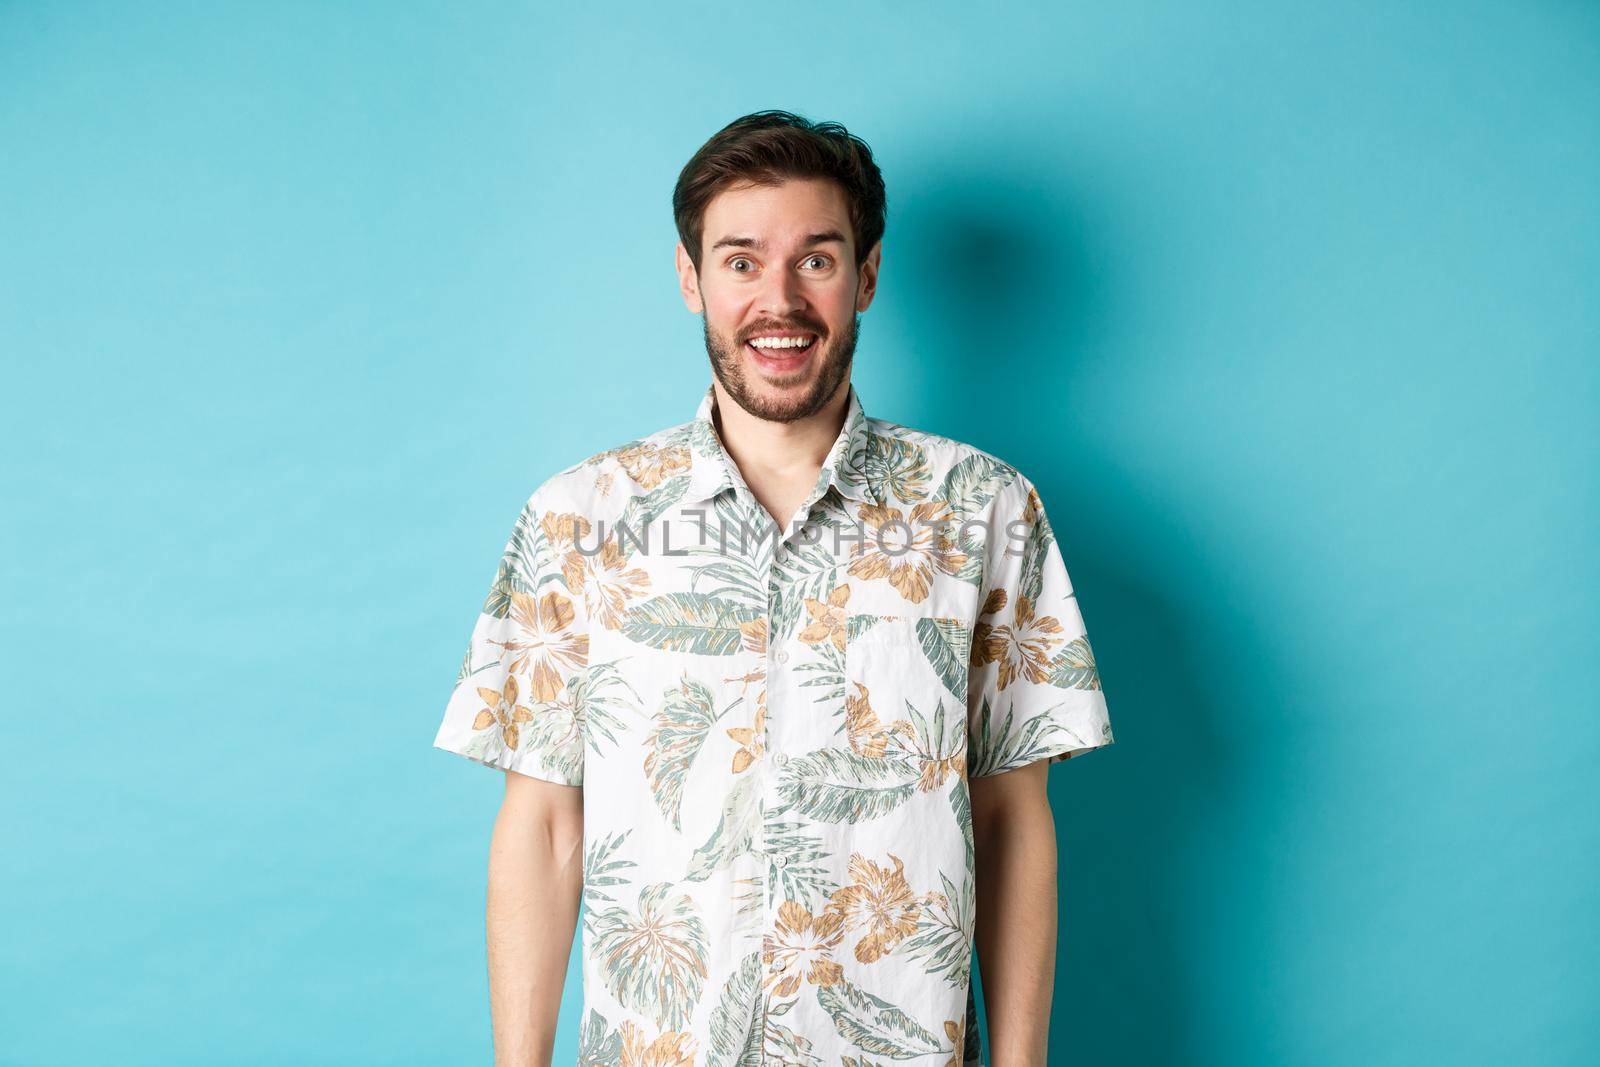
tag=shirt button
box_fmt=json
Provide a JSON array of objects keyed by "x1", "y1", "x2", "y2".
[
  {"x1": 772, "y1": 854, "x2": 789, "y2": 868},
  {"x1": 775, "y1": 648, "x2": 790, "y2": 665},
  {"x1": 773, "y1": 752, "x2": 790, "y2": 768}
]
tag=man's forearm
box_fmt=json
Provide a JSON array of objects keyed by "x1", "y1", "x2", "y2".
[
  {"x1": 485, "y1": 788, "x2": 584, "y2": 1067},
  {"x1": 973, "y1": 782, "x2": 1059, "y2": 1065}
]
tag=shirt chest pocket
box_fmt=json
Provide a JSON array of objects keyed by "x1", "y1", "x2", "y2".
[{"x1": 841, "y1": 615, "x2": 972, "y2": 761}]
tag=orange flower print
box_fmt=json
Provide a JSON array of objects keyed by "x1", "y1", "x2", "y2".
[
  {"x1": 843, "y1": 682, "x2": 912, "y2": 759},
  {"x1": 615, "y1": 442, "x2": 692, "y2": 490},
  {"x1": 797, "y1": 583, "x2": 851, "y2": 653},
  {"x1": 972, "y1": 591, "x2": 1064, "y2": 691},
  {"x1": 917, "y1": 746, "x2": 966, "y2": 792},
  {"x1": 617, "y1": 1020, "x2": 697, "y2": 1067},
  {"x1": 472, "y1": 675, "x2": 534, "y2": 751},
  {"x1": 726, "y1": 697, "x2": 767, "y2": 774},
  {"x1": 762, "y1": 899, "x2": 845, "y2": 997},
  {"x1": 824, "y1": 853, "x2": 923, "y2": 964},
  {"x1": 970, "y1": 587, "x2": 1008, "y2": 675},
  {"x1": 1022, "y1": 483, "x2": 1046, "y2": 528},
  {"x1": 497, "y1": 590, "x2": 589, "y2": 702},
  {"x1": 562, "y1": 532, "x2": 651, "y2": 631},
  {"x1": 941, "y1": 1017, "x2": 965, "y2": 1067},
  {"x1": 540, "y1": 510, "x2": 593, "y2": 550},
  {"x1": 846, "y1": 501, "x2": 968, "y2": 604},
  {"x1": 738, "y1": 616, "x2": 768, "y2": 657}
]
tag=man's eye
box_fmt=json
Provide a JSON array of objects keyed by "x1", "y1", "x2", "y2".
[
  {"x1": 730, "y1": 257, "x2": 754, "y2": 273},
  {"x1": 803, "y1": 255, "x2": 831, "y2": 270}
]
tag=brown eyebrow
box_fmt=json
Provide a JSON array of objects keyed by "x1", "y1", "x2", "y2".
[{"x1": 709, "y1": 230, "x2": 848, "y2": 253}]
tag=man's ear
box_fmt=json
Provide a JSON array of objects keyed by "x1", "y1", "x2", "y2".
[
  {"x1": 855, "y1": 239, "x2": 882, "y2": 312},
  {"x1": 675, "y1": 242, "x2": 704, "y2": 313}
]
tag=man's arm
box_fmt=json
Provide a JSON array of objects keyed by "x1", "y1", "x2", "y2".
[
  {"x1": 970, "y1": 758, "x2": 1057, "y2": 1065},
  {"x1": 485, "y1": 769, "x2": 584, "y2": 1067}
]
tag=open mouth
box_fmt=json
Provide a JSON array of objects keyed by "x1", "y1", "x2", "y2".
[{"x1": 744, "y1": 333, "x2": 819, "y2": 366}]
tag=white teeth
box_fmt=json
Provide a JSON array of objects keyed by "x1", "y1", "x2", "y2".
[{"x1": 748, "y1": 335, "x2": 815, "y2": 350}]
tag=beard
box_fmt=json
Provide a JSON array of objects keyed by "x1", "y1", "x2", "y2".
[{"x1": 702, "y1": 311, "x2": 860, "y2": 423}]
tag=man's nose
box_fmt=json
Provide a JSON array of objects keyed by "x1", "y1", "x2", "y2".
[{"x1": 756, "y1": 267, "x2": 806, "y2": 320}]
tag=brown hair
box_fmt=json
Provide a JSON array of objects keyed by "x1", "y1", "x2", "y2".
[{"x1": 673, "y1": 109, "x2": 887, "y2": 273}]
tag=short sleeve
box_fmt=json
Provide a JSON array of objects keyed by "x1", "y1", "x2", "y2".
[
  {"x1": 966, "y1": 472, "x2": 1114, "y2": 777},
  {"x1": 432, "y1": 491, "x2": 589, "y2": 786}
]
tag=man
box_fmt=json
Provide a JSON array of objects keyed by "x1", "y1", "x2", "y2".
[{"x1": 433, "y1": 110, "x2": 1114, "y2": 1066}]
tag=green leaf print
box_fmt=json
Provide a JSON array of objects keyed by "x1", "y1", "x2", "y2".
[
  {"x1": 590, "y1": 882, "x2": 709, "y2": 1032},
  {"x1": 675, "y1": 496, "x2": 770, "y2": 608},
  {"x1": 1047, "y1": 634, "x2": 1102, "y2": 690},
  {"x1": 954, "y1": 545, "x2": 985, "y2": 586},
  {"x1": 762, "y1": 1009, "x2": 824, "y2": 1067},
  {"x1": 706, "y1": 950, "x2": 825, "y2": 1067},
  {"x1": 616, "y1": 473, "x2": 692, "y2": 538},
  {"x1": 845, "y1": 612, "x2": 900, "y2": 642},
  {"x1": 686, "y1": 772, "x2": 760, "y2": 881},
  {"x1": 817, "y1": 976, "x2": 943, "y2": 1058},
  {"x1": 769, "y1": 539, "x2": 837, "y2": 645},
  {"x1": 949, "y1": 783, "x2": 974, "y2": 880},
  {"x1": 864, "y1": 433, "x2": 931, "y2": 504},
  {"x1": 762, "y1": 819, "x2": 838, "y2": 911},
  {"x1": 914, "y1": 616, "x2": 970, "y2": 700},
  {"x1": 690, "y1": 490, "x2": 778, "y2": 573},
  {"x1": 518, "y1": 697, "x2": 583, "y2": 782},
  {"x1": 969, "y1": 694, "x2": 1080, "y2": 776},
  {"x1": 481, "y1": 502, "x2": 551, "y2": 619},
  {"x1": 576, "y1": 1007, "x2": 623, "y2": 1065},
  {"x1": 730, "y1": 876, "x2": 766, "y2": 930},
  {"x1": 643, "y1": 677, "x2": 721, "y2": 831},
  {"x1": 457, "y1": 724, "x2": 497, "y2": 763},
  {"x1": 683, "y1": 413, "x2": 723, "y2": 460},
  {"x1": 582, "y1": 829, "x2": 637, "y2": 921},
  {"x1": 937, "y1": 452, "x2": 1015, "y2": 518},
  {"x1": 705, "y1": 951, "x2": 763, "y2": 1067},
  {"x1": 794, "y1": 635, "x2": 846, "y2": 714},
  {"x1": 895, "y1": 695, "x2": 965, "y2": 779},
  {"x1": 622, "y1": 591, "x2": 764, "y2": 655},
  {"x1": 1016, "y1": 490, "x2": 1056, "y2": 606},
  {"x1": 709, "y1": 487, "x2": 770, "y2": 553},
  {"x1": 901, "y1": 869, "x2": 973, "y2": 988},
  {"x1": 574, "y1": 658, "x2": 643, "y2": 754},
  {"x1": 776, "y1": 748, "x2": 920, "y2": 824}
]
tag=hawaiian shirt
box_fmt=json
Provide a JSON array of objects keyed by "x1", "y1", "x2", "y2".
[{"x1": 433, "y1": 381, "x2": 1114, "y2": 1065}]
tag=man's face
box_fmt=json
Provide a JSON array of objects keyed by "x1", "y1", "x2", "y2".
[{"x1": 676, "y1": 177, "x2": 880, "y2": 423}]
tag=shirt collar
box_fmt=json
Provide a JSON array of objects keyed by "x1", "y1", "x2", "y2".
[{"x1": 683, "y1": 382, "x2": 882, "y2": 510}]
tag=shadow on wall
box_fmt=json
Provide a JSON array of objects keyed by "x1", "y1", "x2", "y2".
[{"x1": 898, "y1": 164, "x2": 1270, "y2": 1066}]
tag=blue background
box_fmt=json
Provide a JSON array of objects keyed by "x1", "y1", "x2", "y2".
[{"x1": 2, "y1": 2, "x2": 1595, "y2": 1064}]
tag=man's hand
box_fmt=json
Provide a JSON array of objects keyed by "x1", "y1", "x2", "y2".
[
  {"x1": 486, "y1": 770, "x2": 584, "y2": 1067},
  {"x1": 970, "y1": 758, "x2": 1057, "y2": 1065}
]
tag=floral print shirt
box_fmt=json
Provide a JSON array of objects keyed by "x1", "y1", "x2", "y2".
[{"x1": 433, "y1": 382, "x2": 1115, "y2": 1065}]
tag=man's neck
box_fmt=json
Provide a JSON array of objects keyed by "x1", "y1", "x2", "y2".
[{"x1": 711, "y1": 378, "x2": 851, "y2": 527}]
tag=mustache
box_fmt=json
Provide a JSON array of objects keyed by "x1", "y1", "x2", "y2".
[{"x1": 738, "y1": 322, "x2": 825, "y2": 342}]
